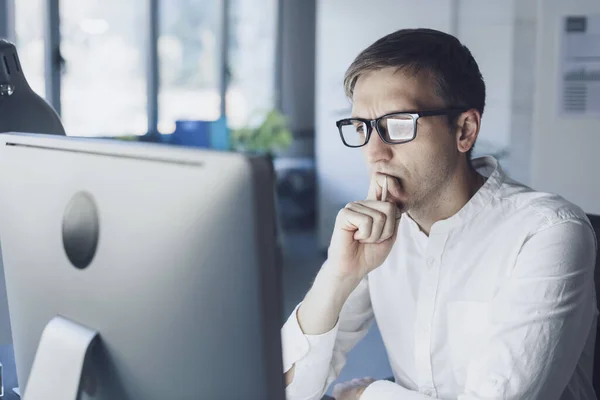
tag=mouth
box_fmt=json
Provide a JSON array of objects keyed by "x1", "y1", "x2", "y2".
[{"x1": 378, "y1": 172, "x2": 402, "y2": 186}]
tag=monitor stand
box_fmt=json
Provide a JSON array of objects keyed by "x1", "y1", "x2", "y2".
[{"x1": 22, "y1": 316, "x2": 98, "y2": 400}]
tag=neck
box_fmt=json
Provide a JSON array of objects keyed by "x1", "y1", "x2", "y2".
[{"x1": 409, "y1": 159, "x2": 484, "y2": 235}]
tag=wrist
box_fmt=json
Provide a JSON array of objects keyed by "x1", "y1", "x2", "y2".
[
  {"x1": 316, "y1": 264, "x2": 363, "y2": 305},
  {"x1": 296, "y1": 264, "x2": 362, "y2": 335},
  {"x1": 320, "y1": 260, "x2": 364, "y2": 289}
]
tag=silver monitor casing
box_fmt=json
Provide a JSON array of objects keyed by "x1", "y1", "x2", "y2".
[{"x1": 0, "y1": 132, "x2": 284, "y2": 400}]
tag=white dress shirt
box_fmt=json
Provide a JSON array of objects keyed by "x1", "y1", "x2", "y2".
[{"x1": 282, "y1": 156, "x2": 598, "y2": 400}]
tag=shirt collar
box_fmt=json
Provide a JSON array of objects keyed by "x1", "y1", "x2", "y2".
[{"x1": 406, "y1": 156, "x2": 506, "y2": 235}]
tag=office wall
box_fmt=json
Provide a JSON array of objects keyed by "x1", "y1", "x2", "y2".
[
  {"x1": 508, "y1": 0, "x2": 537, "y2": 185},
  {"x1": 315, "y1": 0, "x2": 517, "y2": 248},
  {"x1": 530, "y1": 0, "x2": 600, "y2": 215},
  {"x1": 458, "y1": 0, "x2": 515, "y2": 163}
]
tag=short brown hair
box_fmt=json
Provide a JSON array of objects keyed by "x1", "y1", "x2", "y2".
[{"x1": 344, "y1": 28, "x2": 486, "y2": 116}]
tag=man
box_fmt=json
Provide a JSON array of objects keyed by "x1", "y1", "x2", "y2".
[{"x1": 281, "y1": 28, "x2": 598, "y2": 400}]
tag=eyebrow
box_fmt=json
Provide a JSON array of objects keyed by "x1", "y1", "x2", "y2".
[
  {"x1": 351, "y1": 100, "x2": 445, "y2": 119},
  {"x1": 351, "y1": 100, "x2": 432, "y2": 119},
  {"x1": 351, "y1": 109, "x2": 416, "y2": 119}
]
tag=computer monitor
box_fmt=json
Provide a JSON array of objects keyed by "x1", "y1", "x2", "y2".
[
  {"x1": 0, "y1": 251, "x2": 12, "y2": 346},
  {"x1": 0, "y1": 39, "x2": 66, "y2": 349},
  {"x1": 0, "y1": 132, "x2": 284, "y2": 400}
]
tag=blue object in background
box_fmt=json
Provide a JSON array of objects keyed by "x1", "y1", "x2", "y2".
[
  {"x1": 169, "y1": 119, "x2": 230, "y2": 150},
  {"x1": 210, "y1": 117, "x2": 230, "y2": 151},
  {"x1": 171, "y1": 120, "x2": 211, "y2": 148}
]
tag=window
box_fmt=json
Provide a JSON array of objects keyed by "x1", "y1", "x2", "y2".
[
  {"x1": 227, "y1": 0, "x2": 277, "y2": 129},
  {"x1": 158, "y1": 0, "x2": 221, "y2": 134},
  {"x1": 14, "y1": 0, "x2": 46, "y2": 99},
  {"x1": 12, "y1": 0, "x2": 279, "y2": 138},
  {"x1": 60, "y1": 0, "x2": 148, "y2": 137}
]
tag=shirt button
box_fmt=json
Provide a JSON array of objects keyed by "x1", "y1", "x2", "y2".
[
  {"x1": 427, "y1": 257, "x2": 435, "y2": 267},
  {"x1": 423, "y1": 388, "x2": 435, "y2": 397}
]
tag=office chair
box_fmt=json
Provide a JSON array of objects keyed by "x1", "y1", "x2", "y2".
[{"x1": 588, "y1": 214, "x2": 600, "y2": 393}]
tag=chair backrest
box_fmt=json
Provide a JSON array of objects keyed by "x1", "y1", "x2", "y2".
[{"x1": 587, "y1": 214, "x2": 600, "y2": 392}]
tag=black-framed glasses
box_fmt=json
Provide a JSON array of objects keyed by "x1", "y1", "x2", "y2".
[{"x1": 335, "y1": 108, "x2": 467, "y2": 148}]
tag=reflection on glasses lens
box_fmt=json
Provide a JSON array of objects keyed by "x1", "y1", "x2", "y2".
[
  {"x1": 340, "y1": 121, "x2": 367, "y2": 146},
  {"x1": 384, "y1": 115, "x2": 414, "y2": 142}
]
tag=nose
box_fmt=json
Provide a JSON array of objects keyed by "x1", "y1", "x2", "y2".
[{"x1": 363, "y1": 125, "x2": 393, "y2": 164}]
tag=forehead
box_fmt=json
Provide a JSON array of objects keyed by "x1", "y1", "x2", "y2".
[{"x1": 351, "y1": 67, "x2": 444, "y2": 118}]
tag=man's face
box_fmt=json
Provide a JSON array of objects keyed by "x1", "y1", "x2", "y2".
[{"x1": 351, "y1": 67, "x2": 462, "y2": 212}]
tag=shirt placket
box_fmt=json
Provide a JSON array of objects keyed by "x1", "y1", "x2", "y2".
[{"x1": 413, "y1": 232, "x2": 446, "y2": 397}]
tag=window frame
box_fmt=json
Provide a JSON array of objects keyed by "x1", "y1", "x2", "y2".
[{"x1": 5, "y1": 0, "x2": 281, "y2": 137}]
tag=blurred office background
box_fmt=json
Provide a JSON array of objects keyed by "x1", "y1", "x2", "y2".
[{"x1": 1, "y1": 0, "x2": 600, "y2": 395}]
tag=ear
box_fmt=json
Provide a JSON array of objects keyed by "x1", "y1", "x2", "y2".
[{"x1": 454, "y1": 109, "x2": 481, "y2": 154}]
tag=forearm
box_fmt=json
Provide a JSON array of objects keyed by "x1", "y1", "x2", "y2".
[
  {"x1": 284, "y1": 265, "x2": 362, "y2": 391},
  {"x1": 297, "y1": 263, "x2": 362, "y2": 335}
]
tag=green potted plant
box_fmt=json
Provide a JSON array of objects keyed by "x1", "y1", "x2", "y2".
[{"x1": 231, "y1": 108, "x2": 293, "y2": 155}]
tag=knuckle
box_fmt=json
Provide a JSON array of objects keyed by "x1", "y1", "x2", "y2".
[
  {"x1": 337, "y1": 205, "x2": 352, "y2": 217},
  {"x1": 383, "y1": 202, "x2": 395, "y2": 214},
  {"x1": 359, "y1": 220, "x2": 373, "y2": 236},
  {"x1": 373, "y1": 210, "x2": 386, "y2": 223}
]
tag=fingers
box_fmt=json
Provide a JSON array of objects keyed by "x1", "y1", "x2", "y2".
[
  {"x1": 363, "y1": 377, "x2": 376, "y2": 384},
  {"x1": 354, "y1": 200, "x2": 398, "y2": 243},
  {"x1": 352, "y1": 377, "x2": 376, "y2": 387},
  {"x1": 345, "y1": 202, "x2": 385, "y2": 243},
  {"x1": 381, "y1": 175, "x2": 388, "y2": 202},
  {"x1": 332, "y1": 377, "x2": 377, "y2": 398},
  {"x1": 368, "y1": 173, "x2": 388, "y2": 201},
  {"x1": 366, "y1": 173, "x2": 381, "y2": 201},
  {"x1": 372, "y1": 173, "x2": 387, "y2": 190},
  {"x1": 356, "y1": 200, "x2": 402, "y2": 220},
  {"x1": 384, "y1": 175, "x2": 402, "y2": 203},
  {"x1": 335, "y1": 207, "x2": 373, "y2": 242},
  {"x1": 367, "y1": 172, "x2": 401, "y2": 204},
  {"x1": 339, "y1": 201, "x2": 401, "y2": 243},
  {"x1": 332, "y1": 381, "x2": 349, "y2": 398}
]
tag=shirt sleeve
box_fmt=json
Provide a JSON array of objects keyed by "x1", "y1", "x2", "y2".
[
  {"x1": 282, "y1": 276, "x2": 374, "y2": 400},
  {"x1": 457, "y1": 218, "x2": 598, "y2": 399}
]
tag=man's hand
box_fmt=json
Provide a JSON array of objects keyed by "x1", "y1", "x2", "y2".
[
  {"x1": 286, "y1": 174, "x2": 403, "y2": 387},
  {"x1": 327, "y1": 173, "x2": 403, "y2": 281},
  {"x1": 332, "y1": 377, "x2": 376, "y2": 400},
  {"x1": 294, "y1": 173, "x2": 402, "y2": 339}
]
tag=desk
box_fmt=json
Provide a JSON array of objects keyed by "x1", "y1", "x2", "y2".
[{"x1": 0, "y1": 345, "x2": 19, "y2": 399}]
